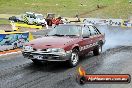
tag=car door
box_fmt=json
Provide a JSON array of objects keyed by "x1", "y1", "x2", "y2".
[
  {"x1": 28, "y1": 14, "x2": 35, "y2": 24},
  {"x1": 79, "y1": 26, "x2": 93, "y2": 55},
  {"x1": 88, "y1": 25, "x2": 99, "y2": 50}
]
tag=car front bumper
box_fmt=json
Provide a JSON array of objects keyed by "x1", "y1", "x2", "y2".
[
  {"x1": 37, "y1": 23, "x2": 46, "y2": 26},
  {"x1": 22, "y1": 51, "x2": 72, "y2": 61}
]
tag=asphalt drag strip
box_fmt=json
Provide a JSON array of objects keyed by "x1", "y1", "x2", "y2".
[{"x1": 0, "y1": 46, "x2": 132, "y2": 88}]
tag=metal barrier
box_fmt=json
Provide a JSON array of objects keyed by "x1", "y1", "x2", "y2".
[
  {"x1": 83, "y1": 18, "x2": 132, "y2": 28},
  {"x1": 15, "y1": 23, "x2": 42, "y2": 29},
  {"x1": 10, "y1": 22, "x2": 42, "y2": 30}
]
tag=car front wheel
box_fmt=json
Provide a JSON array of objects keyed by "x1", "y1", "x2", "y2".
[{"x1": 68, "y1": 49, "x2": 79, "y2": 67}]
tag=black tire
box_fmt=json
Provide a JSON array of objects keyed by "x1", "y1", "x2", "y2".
[
  {"x1": 42, "y1": 24, "x2": 46, "y2": 27},
  {"x1": 67, "y1": 49, "x2": 79, "y2": 67},
  {"x1": 27, "y1": 22, "x2": 30, "y2": 25},
  {"x1": 93, "y1": 44, "x2": 102, "y2": 56},
  {"x1": 33, "y1": 21, "x2": 37, "y2": 25},
  {"x1": 47, "y1": 20, "x2": 52, "y2": 26}
]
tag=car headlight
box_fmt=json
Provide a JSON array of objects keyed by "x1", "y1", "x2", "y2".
[
  {"x1": 23, "y1": 46, "x2": 33, "y2": 51},
  {"x1": 47, "y1": 48, "x2": 65, "y2": 53}
]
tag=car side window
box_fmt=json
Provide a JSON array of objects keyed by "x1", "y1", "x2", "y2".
[
  {"x1": 82, "y1": 26, "x2": 91, "y2": 38},
  {"x1": 30, "y1": 15, "x2": 34, "y2": 18},
  {"x1": 92, "y1": 26, "x2": 101, "y2": 34},
  {"x1": 89, "y1": 26, "x2": 98, "y2": 35}
]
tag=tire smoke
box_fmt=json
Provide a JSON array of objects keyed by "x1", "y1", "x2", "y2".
[{"x1": 97, "y1": 25, "x2": 132, "y2": 51}]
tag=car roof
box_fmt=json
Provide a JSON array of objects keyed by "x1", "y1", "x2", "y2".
[
  {"x1": 35, "y1": 13, "x2": 43, "y2": 16},
  {"x1": 59, "y1": 23, "x2": 93, "y2": 26},
  {"x1": 26, "y1": 12, "x2": 34, "y2": 14}
]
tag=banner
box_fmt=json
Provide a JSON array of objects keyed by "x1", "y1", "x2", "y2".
[{"x1": 0, "y1": 32, "x2": 31, "y2": 51}]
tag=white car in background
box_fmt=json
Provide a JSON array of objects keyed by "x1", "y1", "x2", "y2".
[{"x1": 21, "y1": 12, "x2": 47, "y2": 26}]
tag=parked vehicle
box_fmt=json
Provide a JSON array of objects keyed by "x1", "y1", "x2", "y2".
[
  {"x1": 22, "y1": 12, "x2": 47, "y2": 26},
  {"x1": 45, "y1": 13, "x2": 69, "y2": 26},
  {"x1": 9, "y1": 16, "x2": 21, "y2": 22},
  {"x1": 9, "y1": 12, "x2": 47, "y2": 26}
]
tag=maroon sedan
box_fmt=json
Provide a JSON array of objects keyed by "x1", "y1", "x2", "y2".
[{"x1": 22, "y1": 24, "x2": 105, "y2": 67}]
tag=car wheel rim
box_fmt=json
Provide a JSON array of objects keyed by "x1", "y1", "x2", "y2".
[
  {"x1": 99, "y1": 45, "x2": 102, "y2": 53},
  {"x1": 71, "y1": 53, "x2": 79, "y2": 65}
]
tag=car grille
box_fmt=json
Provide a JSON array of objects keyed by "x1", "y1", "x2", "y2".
[{"x1": 33, "y1": 48, "x2": 47, "y2": 52}]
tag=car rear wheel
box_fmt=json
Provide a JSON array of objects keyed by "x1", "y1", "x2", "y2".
[
  {"x1": 33, "y1": 21, "x2": 37, "y2": 25},
  {"x1": 93, "y1": 44, "x2": 102, "y2": 56},
  {"x1": 68, "y1": 49, "x2": 79, "y2": 67}
]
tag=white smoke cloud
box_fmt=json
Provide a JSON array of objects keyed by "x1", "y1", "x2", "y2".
[{"x1": 97, "y1": 25, "x2": 132, "y2": 51}]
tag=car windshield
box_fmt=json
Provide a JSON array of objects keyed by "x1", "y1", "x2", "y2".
[
  {"x1": 36, "y1": 15, "x2": 43, "y2": 19},
  {"x1": 47, "y1": 25, "x2": 82, "y2": 37}
]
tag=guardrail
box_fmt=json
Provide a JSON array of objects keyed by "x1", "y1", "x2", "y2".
[
  {"x1": 83, "y1": 18, "x2": 132, "y2": 28},
  {"x1": 14, "y1": 23, "x2": 42, "y2": 29}
]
